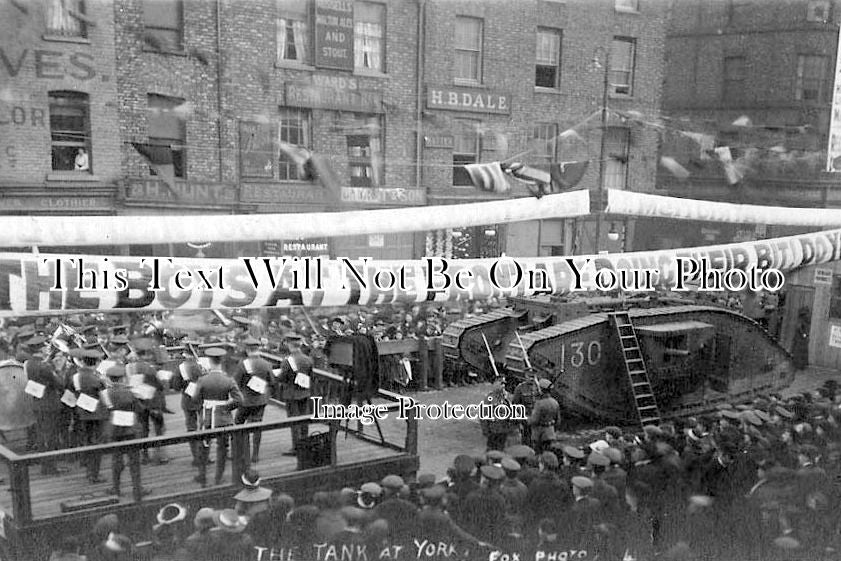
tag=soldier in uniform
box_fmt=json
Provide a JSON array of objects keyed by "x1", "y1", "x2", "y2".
[
  {"x1": 126, "y1": 337, "x2": 168, "y2": 464},
  {"x1": 192, "y1": 347, "x2": 243, "y2": 487},
  {"x1": 23, "y1": 335, "x2": 66, "y2": 475},
  {"x1": 481, "y1": 380, "x2": 518, "y2": 451},
  {"x1": 170, "y1": 346, "x2": 206, "y2": 466},
  {"x1": 233, "y1": 336, "x2": 275, "y2": 464},
  {"x1": 276, "y1": 334, "x2": 313, "y2": 456},
  {"x1": 101, "y1": 365, "x2": 149, "y2": 500},
  {"x1": 512, "y1": 371, "x2": 540, "y2": 447},
  {"x1": 529, "y1": 378, "x2": 561, "y2": 454},
  {"x1": 69, "y1": 347, "x2": 108, "y2": 484}
]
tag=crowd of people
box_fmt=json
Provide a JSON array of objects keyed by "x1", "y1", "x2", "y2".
[{"x1": 47, "y1": 377, "x2": 841, "y2": 561}]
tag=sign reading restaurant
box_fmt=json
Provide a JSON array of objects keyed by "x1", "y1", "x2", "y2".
[{"x1": 426, "y1": 86, "x2": 511, "y2": 114}]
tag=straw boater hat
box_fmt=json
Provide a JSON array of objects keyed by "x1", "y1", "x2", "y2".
[
  {"x1": 212, "y1": 509, "x2": 247, "y2": 533},
  {"x1": 234, "y1": 469, "x2": 273, "y2": 503},
  {"x1": 156, "y1": 503, "x2": 187, "y2": 526}
]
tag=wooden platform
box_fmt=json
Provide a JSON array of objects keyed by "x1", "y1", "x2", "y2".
[{"x1": 0, "y1": 391, "x2": 409, "y2": 521}]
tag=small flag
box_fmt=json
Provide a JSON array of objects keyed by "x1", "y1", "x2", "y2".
[
  {"x1": 714, "y1": 146, "x2": 743, "y2": 185},
  {"x1": 464, "y1": 162, "x2": 511, "y2": 193},
  {"x1": 277, "y1": 141, "x2": 341, "y2": 200},
  {"x1": 131, "y1": 142, "x2": 179, "y2": 199},
  {"x1": 549, "y1": 160, "x2": 589, "y2": 191},
  {"x1": 659, "y1": 156, "x2": 690, "y2": 179}
]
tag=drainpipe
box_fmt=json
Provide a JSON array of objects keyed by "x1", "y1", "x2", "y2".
[
  {"x1": 415, "y1": 0, "x2": 427, "y2": 257},
  {"x1": 216, "y1": 0, "x2": 224, "y2": 183}
]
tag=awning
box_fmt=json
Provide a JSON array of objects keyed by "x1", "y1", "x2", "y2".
[{"x1": 635, "y1": 321, "x2": 714, "y2": 337}]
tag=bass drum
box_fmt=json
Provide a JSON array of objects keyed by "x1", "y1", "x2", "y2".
[{"x1": 0, "y1": 360, "x2": 34, "y2": 432}]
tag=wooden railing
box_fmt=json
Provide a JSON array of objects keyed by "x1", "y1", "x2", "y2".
[{"x1": 0, "y1": 367, "x2": 418, "y2": 529}]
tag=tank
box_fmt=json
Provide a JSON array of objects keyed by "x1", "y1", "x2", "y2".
[{"x1": 444, "y1": 296, "x2": 794, "y2": 423}]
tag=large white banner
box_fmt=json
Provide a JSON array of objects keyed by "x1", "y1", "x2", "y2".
[
  {"x1": 0, "y1": 190, "x2": 590, "y2": 248},
  {"x1": 1, "y1": 227, "x2": 838, "y2": 316},
  {"x1": 607, "y1": 189, "x2": 841, "y2": 227}
]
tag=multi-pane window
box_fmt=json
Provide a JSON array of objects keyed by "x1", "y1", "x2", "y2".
[
  {"x1": 143, "y1": 0, "x2": 184, "y2": 51},
  {"x1": 46, "y1": 0, "x2": 87, "y2": 38},
  {"x1": 535, "y1": 28, "x2": 562, "y2": 88},
  {"x1": 277, "y1": 108, "x2": 311, "y2": 180},
  {"x1": 455, "y1": 17, "x2": 483, "y2": 83},
  {"x1": 615, "y1": 0, "x2": 640, "y2": 10},
  {"x1": 453, "y1": 119, "x2": 480, "y2": 186},
  {"x1": 723, "y1": 56, "x2": 746, "y2": 103},
  {"x1": 345, "y1": 114, "x2": 384, "y2": 187},
  {"x1": 610, "y1": 37, "x2": 636, "y2": 96},
  {"x1": 603, "y1": 127, "x2": 630, "y2": 190},
  {"x1": 147, "y1": 94, "x2": 186, "y2": 177},
  {"x1": 533, "y1": 123, "x2": 558, "y2": 165},
  {"x1": 354, "y1": 2, "x2": 385, "y2": 72},
  {"x1": 796, "y1": 55, "x2": 830, "y2": 102},
  {"x1": 49, "y1": 91, "x2": 91, "y2": 172},
  {"x1": 277, "y1": 0, "x2": 309, "y2": 64}
]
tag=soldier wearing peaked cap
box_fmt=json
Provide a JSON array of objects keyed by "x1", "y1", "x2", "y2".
[
  {"x1": 460, "y1": 464, "x2": 510, "y2": 548},
  {"x1": 512, "y1": 372, "x2": 540, "y2": 447},
  {"x1": 233, "y1": 336, "x2": 275, "y2": 464},
  {"x1": 276, "y1": 334, "x2": 314, "y2": 456},
  {"x1": 23, "y1": 335, "x2": 66, "y2": 475},
  {"x1": 101, "y1": 365, "x2": 149, "y2": 501},
  {"x1": 192, "y1": 347, "x2": 244, "y2": 487},
  {"x1": 529, "y1": 378, "x2": 560, "y2": 454},
  {"x1": 170, "y1": 346, "x2": 206, "y2": 467},
  {"x1": 126, "y1": 337, "x2": 168, "y2": 465},
  {"x1": 69, "y1": 347, "x2": 107, "y2": 484},
  {"x1": 417, "y1": 484, "x2": 486, "y2": 548}
]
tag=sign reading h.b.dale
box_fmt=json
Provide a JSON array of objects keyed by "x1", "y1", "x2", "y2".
[{"x1": 426, "y1": 86, "x2": 511, "y2": 114}]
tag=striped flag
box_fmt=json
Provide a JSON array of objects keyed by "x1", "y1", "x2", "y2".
[{"x1": 464, "y1": 162, "x2": 511, "y2": 193}]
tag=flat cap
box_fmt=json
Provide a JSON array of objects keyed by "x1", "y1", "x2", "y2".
[
  {"x1": 562, "y1": 445, "x2": 585, "y2": 459},
  {"x1": 242, "y1": 336, "x2": 260, "y2": 346},
  {"x1": 69, "y1": 348, "x2": 102, "y2": 359},
  {"x1": 604, "y1": 426, "x2": 623, "y2": 438},
  {"x1": 416, "y1": 473, "x2": 437, "y2": 488},
  {"x1": 643, "y1": 424, "x2": 663, "y2": 436},
  {"x1": 420, "y1": 485, "x2": 445, "y2": 501},
  {"x1": 504, "y1": 444, "x2": 535, "y2": 460},
  {"x1": 111, "y1": 335, "x2": 129, "y2": 345},
  {"x1": 205, "y1": 347, "x2": 227, "y2": 357},
  {"x1": 486, "y1": 450, "x2": 505, "y2": 463},
  {"x1": 571, "y1": 476, "x2": 594, "y2": 489},
  {"x1": 381, "y1": 475, "x2": 404, "y2": 490},
  {"x1": 539, "y1": 451, "x2": 559, "y2": 470},
  {"x1": 24, "y1": 335, "x2": 46, "y2": 347},
  {"x1": 776, "y1": 406, "x2": 794, "y2": 419},
  {"x1": 480, "y1": 464, "x2": 505, "y2": 481},
  {"x1": 603, "y1": 448, "x2": 623, "y2": 464},
  {"x1": 360, "y1": 482, "x2": 382, "y2": 496},
  {"x1": 501, "y1": 458, "x2": 521, "y2": 472},
  {"x1": 538, "y1": 378, "x2": 552, "y2": 390},
  {"x1": 589, "y1": 439, "x2": 610, "y2": 452},
  {"x1": 232, "y1": 316, "x2": 250, "y2": 326},
  {"x1": 721, "y1": 410, "x2": 741, "y2": 420},
  {"x1": 588, "y1": 452, "x2": 610, "y2": 467}
]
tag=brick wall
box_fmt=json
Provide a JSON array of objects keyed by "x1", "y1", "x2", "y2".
[{"x1": 0, "y1": 0, "x2": 120, "y2": 184}]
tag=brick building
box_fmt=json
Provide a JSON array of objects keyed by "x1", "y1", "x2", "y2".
[
  {"x1": 1, "y1": 0, "x2": 668, "y2": 259},
  {"x1": 649, "y1": 0, "x2": 841, "y2": 249},
  {"x1": 0, "y1": 0, "x2": 120, "y2": 253}
]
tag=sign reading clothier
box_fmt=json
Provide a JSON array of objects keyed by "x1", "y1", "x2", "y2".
[{"x1": 426, "y1": 86, "x2": 511, "y2": 114}]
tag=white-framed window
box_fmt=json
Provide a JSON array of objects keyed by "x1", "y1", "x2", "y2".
[
  {"x1": 796, "y1": 54, "x2": 830, "y2": 102},
  {"x1": 277, "y1": 108, "x2": 311, "y2": 180},
  {"x1": 535, "y1": 28, "x2": 562, "y2": 88},
  {"x1": 455, "y1": 16, "x2": 483, "y2": 83},
  {"x1": 345, "y1": 113, "x2": 384, "y2": 187},
  {"x1": 723, "y1": 55, "x2": 746, "y2": 103},
  {"x1": 603, "y1": 127, "x2": 630, "y2": 190},
  {"x1": 143, "y1": 0, "x2": 183, "y2": 51},
  {"x1": 354, "y1": 2, "x2": 385, "y2": 72},
  {"x1": 277, "y1": 0, "x2": 310, "y2": 64},
  {"x1": 615, "y1": 0, "x2": 640, "y2": 11},
  {"x1": 533, "y1": 122, "x2": 558, "y2": 165},
  {"x1": 610, "y1": 37, "x2": 636, "y2": 96},
  {"x1": 46, "y1": 0, "x2": 87, "y2": 38},
  {"x1": 453, "y1": 119, "x2": 480, "y2": 186},
  {"x1": 147, "y1": 93, "x2": 187, "y2": 178},
  {"x1": 49, "y1": 91, "x2": 91, "y2": 172}
]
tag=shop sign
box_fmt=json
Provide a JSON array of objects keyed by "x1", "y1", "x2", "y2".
[
  {"x1": 314, "y1": 0, "x2": 354, "y2": 71},
  {"x1": 341, "y1": 187, "x2": 424, "y2": 205},
  {"x1": 424, "y1": 134, "x2": 454, "y2": 149},
  {"x1": 125, "y1": 178, "x2": 236, "y2": 204},
  {"x1": 0, "y1": 195, "x2": 112, "y2": 211},
  {"x1": 830, "y1": 325, "x2": 841, "y2": 348},
  {"x1": 285, "y1": 83, "x2": 383, "y2": 113},
  {"x1": 241, "y1": 183, "x2": 324, "y2": 204},
  {"x1": 426, "y1": 86, "x2": 511, "y2": 114},
  {"x1": 262, "y1": 238, "x2": 330, "y2": 257},
  {"x1": 815, "y1": 268, "x2": 834, "y2": 285}
]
